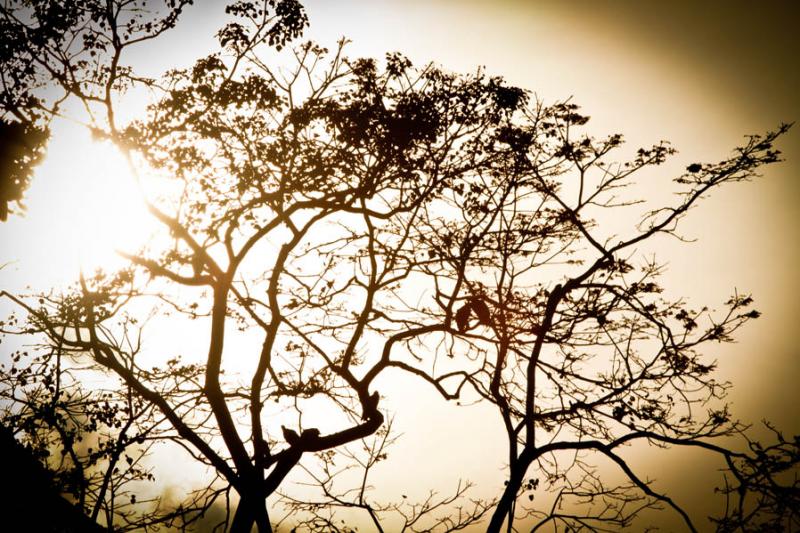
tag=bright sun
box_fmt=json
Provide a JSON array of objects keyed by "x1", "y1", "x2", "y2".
[{"x1": 0, "y1": 121, "x2": 156, "y2": 290}]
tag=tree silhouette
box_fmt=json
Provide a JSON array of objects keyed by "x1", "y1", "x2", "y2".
[
  {"x1": 0, "y1": 315, "x2": 223, "y2": 530},
  {"x1": 394, "y1": 107, "x2": 798, "y2": 530},
  {"x1": 1, "y1": 1, "x2": 798, "y2": 532},
  {"x1": 0, "y1": 119, "x2": 48, "y2": 220},
  {"x1": 2, "y1": 1, "x2": 511, "y2": 530}
]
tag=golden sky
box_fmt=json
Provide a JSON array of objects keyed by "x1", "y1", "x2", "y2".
[
  {"x1": 1, "y1": 1, "x2": 798, "y2": 530},
  {"x1": 291, "y1": 3, "x2": 800, "y2": 527},
  {"x1": 74, "y1": 0, "x2": 800, "y2": 428}
]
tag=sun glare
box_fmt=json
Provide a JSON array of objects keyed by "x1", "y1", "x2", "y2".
[
  {"x1": 0, "y1": 122, "x2": 157, "y2": 290},
  {"x1": 67, "y1": 140, "x2": 154, "y2": 270}
]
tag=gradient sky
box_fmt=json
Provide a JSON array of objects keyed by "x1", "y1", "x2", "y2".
[
  {"x1": 292, "y1": 3, "x2": 800, "y2": 528},
  {"x1": 1, "y1": 1, "x2": 798, "y2": 530},
  {"x1": 198, "y1": 0, "x2": 800, "y2": 422}
]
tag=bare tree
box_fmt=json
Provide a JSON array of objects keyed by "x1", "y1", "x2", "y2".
[{"x1": 395, "y1": 96, "x2": 798, "y2": 531}]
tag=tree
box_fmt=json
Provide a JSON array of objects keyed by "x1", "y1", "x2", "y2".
[
  {"x1": 1, "y1": 1, "x2": 513, "y2": 531},
  {"x1": 0, "y1": 423, "x2": 106, "y2": 532},
  {"x1": 1, "y1": 1, "x2": 798, "y2": 532},
  {"x1": 0, "y1": 283, "x2": 224, "y2": 531},
  {"x1": 0, "y1": 118, "x2": 48, "y2": 220},
  {"x1": 395, "y1": 107, "x2": 799, "y2": 530}
]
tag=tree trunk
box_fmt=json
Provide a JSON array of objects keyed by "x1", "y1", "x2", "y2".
[
  {"x1": 230, "y1": 493, "x2": 271, "y2": 533},
  {"x1": 487, "y1": 463, "x2": 525, "y2": 533}
]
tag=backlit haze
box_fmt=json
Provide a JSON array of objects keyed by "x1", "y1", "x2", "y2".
[{"x1": 1, "y1": 1, "x2": 798, "y2": 530}]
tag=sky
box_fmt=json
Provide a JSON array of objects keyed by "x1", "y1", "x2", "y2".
[
  {"x1": 291, "y1": 2, "x2": 800, "y2": 528},
  {"x1": 180, "y1": 0, "x2": 800, "y2": 424},
  {"x1": 1, "y1": 1, "x2": 798, "y2": 530}
]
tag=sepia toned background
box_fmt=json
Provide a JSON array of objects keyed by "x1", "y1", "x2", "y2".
[{"x1": 1, "y1": 1, "x2": 797, "y2": 530}]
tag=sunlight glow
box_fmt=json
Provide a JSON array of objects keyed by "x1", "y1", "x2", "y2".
[
  {"x1": 67, "y1": 141, "x2": 152, "y2": 271},
  {"x1": 1, "y1": 122, "x2": 157, "y2": 289},
  {"x1": 0, "y1": 3, "x2": 796, "y2": 531}
]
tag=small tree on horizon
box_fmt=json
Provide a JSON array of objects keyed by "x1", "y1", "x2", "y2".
[{"x1": 1, "y1": 1, "x2": 798, "y2": 532}]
